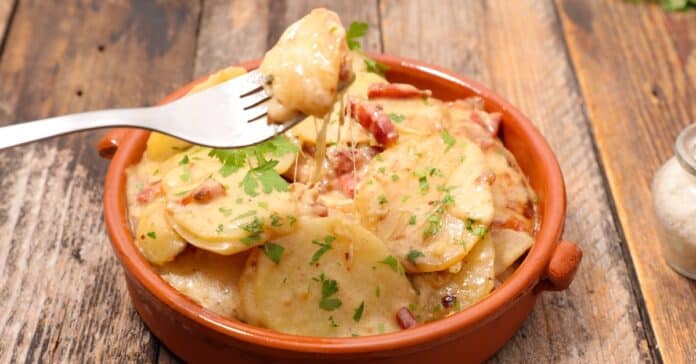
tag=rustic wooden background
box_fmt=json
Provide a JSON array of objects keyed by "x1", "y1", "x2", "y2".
[{"x1": 0, "y1": 0, "x2": 694, "y2": 363}]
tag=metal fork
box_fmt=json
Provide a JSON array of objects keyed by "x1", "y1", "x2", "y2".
[{"x1": 0, "y1": 70, "x2": 304, "y2": 150}]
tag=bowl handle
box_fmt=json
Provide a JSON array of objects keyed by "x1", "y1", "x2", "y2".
[
  {"x1": 535, "y1": 240, "x2": 582, "y2": 292},
  {"x1": 97, "y1": 128, "x2": 130, "y2": 159}
]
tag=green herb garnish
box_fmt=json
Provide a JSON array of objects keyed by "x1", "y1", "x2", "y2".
[
  {"x1": 440, "y1": 129, "x2": 456, "y2": 152},
  {"x1": 262, "y1": 242, "x2": 285, "y2": 264},
  {"x1": 388, "y1": 113, "x2": 406, "y2": 123},
  {"x1": 353, "y1": 302, "x2": 365, "y2": 322},
  {"x1": 346, "y1": 21, "x2": 368, "y2": 50},
  {"x1": 407, "y1": 250, "x2": 425, "y2": 264}
]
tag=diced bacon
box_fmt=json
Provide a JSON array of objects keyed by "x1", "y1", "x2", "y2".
[
  {"x1": 349, "y1": 100, "x2": 399, "y2": 147},
  {"x1": 367, "y1": 83, "x2": 432, "y2": 99},
  {"x1": 136, "y1": 182, "x2": 162, "y2": 205},
  {"x1": 471, "y1": 111, "x2": 502, "y2": 136},
  {"x1": 396, "y1": 307, "x2": 417, "y2": 329},
  {"x1": 181, "y1": 179, "x2": 226, "y2": 205},
  {"x1": 338, "y1": 173, "x2": 357, "y2": 198}
]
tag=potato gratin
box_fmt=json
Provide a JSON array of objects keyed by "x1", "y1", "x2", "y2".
[{"x1": 126, "y1": 8, "x2": 538, "y2": 337}]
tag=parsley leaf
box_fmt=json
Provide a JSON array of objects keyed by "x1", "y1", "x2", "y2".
[
  {"x1": 364, "y1": 58, "x2": 389, "y2": 76},
  {"x1": 379, "y1": 255, "x2": 402, "y2": 273},
  {"x1": 388, "y1": 112, "x2": 406, "y2": 123},
  {"x1": 440, "y1": 129, "x2": 456, "y2": 152},
  {"x1": 408, "y1": 215, "x2": 417, "y2": 225},
  {"x1": 346, "y1": 21, "x2": 368, "y2": 50},
  {"x1": 218, "y1": 207, "x2": 233, "y2": 216},
  {"x1": 147, "y1": 231, "x2": 156, "y2": 239},
  {"x1": 423, "y1": 213, "x2": 442, "y2": 239},
  {"x1": 407, "y1": 250, "x2": 425, "y2": 264},
  {"x1": 353, "y1": 301, "x2": 365, "y2": 322},
  {"x1": 262, "y1": 242, "x2": 285, "y2": 264},
  {"x1": 310, "y1": 235, "x2": 336, "y2": 264},
  {"x1": 317, "y1": 273, "x2": 342, "y2": 311},
  {"x1": 178, "y1": 155, "x2": 189, "y2": 165}
]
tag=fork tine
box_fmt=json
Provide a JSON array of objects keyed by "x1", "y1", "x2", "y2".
[
  {"x1": 243, "y1": 103, "x2": 268, "y2": 122},
  {"x1": 233, "y1": 69, "x2": 266, "y2": 96},
  {"x1": 241, "y1": 89, "x2": 271, "y2": 109}
]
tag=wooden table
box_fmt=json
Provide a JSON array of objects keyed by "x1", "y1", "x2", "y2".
[{"x1": 0, "y1": 1, "x2": 694, "y2": 362}]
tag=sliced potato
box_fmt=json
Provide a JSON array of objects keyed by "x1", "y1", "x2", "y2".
[
  {"x1": 239, "y1": 217, "x2": 417, "y2": 337},
  {"x1": 135, "y1": 200, "x2": 187, "y2": 265},
  {"x1": 159, "y1": 248, "x2": 248, "y2": 319},
  {"x1": 162, "y1": 150, "x2": 298, "y2": 255},
  {"x1": 491, "y1": 228, "x2": 534, "y2": 275},
  {"x1": 376, "y1": 98, "x2": 445, "y2": 141},
  {"x1": 354, "y1": 134, "x2": 494, "y2": 273},
  {"x1": 411, "y1": 235, "x2": 495, "y2": 322},
  {"x1": 145, "y1": 66, "x2": 247, "y2": 161}
]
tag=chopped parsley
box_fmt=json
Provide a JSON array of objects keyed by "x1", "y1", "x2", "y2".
[
  {"x1": 240, "y1": 217, "x2": 264, "y2": 245},
  {"x1": 379, "y1": 255, "x2": 402, "y2": 274},
  {"x1": 270, "y1": 213, "x2": 282, "y2": 227},
  {"x1": 440, "y1": 129, "x2": 456, "y2": 152},
  {"x1": 310, "y1": 235, "x2": 336, "y2": 264},
  {"x1": 179, "y1": 169, "x2": 191, "y2": 183},
  {"x1": 216, "y1": 224, "x2": 224, "y2": 233},
  {"x1": 258, "y1": 201, "x2": 269, "y2": 210},
  {"x1": 365, "y1": 58, "x2": 389, "y2": 76},
  {"x1": 262, "y1": 242, "x2": 285, "y2": 264},
  {"x1": 407, "y1": 250, "x2": 425, "y2": 264},
  {"x1": 178, "y1": 155, "x2": 189, "y2": 165},
  {"x1": 378, "y1": 166, "x2": 386, "y2": 175},
  {"x1": 465, "y1": 218, "x2": 488, "y2": 237},
  {"x1": 218, "y1": 207, "x2": 233, "y2": 216},
  {"x1": 418, "y1": 176, "x2": 429, "y2": 194},
  {"x1": 376, "y1": 286, "x2": 381, "y2": 297},
  {"x1": 378, "y1": 194, "x2": 388, "y2": 206},
  {"x1": 391, "y1": 174, "x2": 400, "y2": 182},
  {"x1": 388, "y1": 112, "x2": 406, "y2": 123},
  {"x1": 287, "y1": 215, "x2": 297, "y2": 226},
  {"x1": 316, "y1": 273, "x2": 342, "y2": 311},
  {"x1": 328, "y1": 315, "x2": 339, "y2": 328},
  {"x1": 209, "y1": 136, "x2": 298, "y2": 196},
  {"x1": 408, "y1": 215, "x2": 417, "y2": 225},
  {"x1": 146, "y1": 231, "x2": 156, "y2": 239},
  {"x1": 353, "y1": 301, "x2": 365, "y2": 322},
  {"x1": 375, "y1": 154, "x2": 384, "y2": 162},
  {"x1": 423, "y1": 213, "x2": 442, "y2": 239},
  {"x1": 346, "y1": 21, "x2": 368, "y2": 50}
]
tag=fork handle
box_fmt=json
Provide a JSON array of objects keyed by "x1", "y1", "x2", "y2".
[{"x1": 0, "y1": 107, "x2": 156, "y2": 150}]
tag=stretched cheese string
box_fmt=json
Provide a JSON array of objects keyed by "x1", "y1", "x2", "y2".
[{"x1": 311, "y1": 113, "x2": 331, "y2": 184}]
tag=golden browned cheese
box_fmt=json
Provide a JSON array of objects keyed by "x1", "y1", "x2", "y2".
[{"x1": 260, "y1": 8, "x2": 348, "y2": 122}]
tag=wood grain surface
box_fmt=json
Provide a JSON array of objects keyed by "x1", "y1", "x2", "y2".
[
  {"x1": 0, "y1": 0, "x2": 199, "y2": 362},
  {"x1": 0, "y1": 0, "x2": 693, "y2": 363},
  {"x1": 557, "y1": 1, "x2": 696, "y2": 363}
]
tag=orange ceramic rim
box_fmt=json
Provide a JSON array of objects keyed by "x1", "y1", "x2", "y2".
[{"x1": 103, "y1": 54, "x2": 566, "y2": 354}]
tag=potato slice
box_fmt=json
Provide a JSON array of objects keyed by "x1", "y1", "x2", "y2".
[
  {"x1": 239, "y1": 217, "x2": 417, "y2": 337},
  {"x1": 354, "y1": 134, "x2": 494, "y2": 273},
  {"x1": 135, "y1": 200, "x2": 187, "y2": 265},
  {"x1": 145, "y1": 66, "x2": 247, "y2": 161},
  {"x1": 491, "y1": 228, "x2": 534, "y2": 275},
  {"x1": 162, "y1": 150, "x2": 298, "y2": 255},
  {"x1": 411, "y1": 235, "x2": 495, "y2": 322},
  {"x1": 376, "y1": 98, "x2": 445, "y2": 141},
  {"x1": 260, "y1": 8, "x2": 347, "y2": 121},
  {"x1": 159, "y1": 248, "x2": 248, "y2": 319},
  {"x1": 289, "y1": 71, "x2": 385, "y2": 146}
]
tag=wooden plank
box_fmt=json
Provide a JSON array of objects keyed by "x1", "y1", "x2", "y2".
[
  {"x1": 380, "y1": 1, "x2": 653, "y2": 362},
  {"x1": 0, "y1": 0, "x2": 200, "y2": 362},
  {"x1": 556, "y1": 1, "x2": 696, "y2": 363},
  {"x1": 0, "y1": 0, "x2": 16, "y2": 45}
]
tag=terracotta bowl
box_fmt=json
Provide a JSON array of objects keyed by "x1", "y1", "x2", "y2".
[{"x1": 99, "y1": 55, "x2": 582, "y2": 363}]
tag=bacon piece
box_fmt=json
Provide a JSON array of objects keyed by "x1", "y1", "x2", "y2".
[
  {"x1": 136, "y1": 182, "x2": 162, "y2": 205},
  {"x1": 396, "y1": 307, "x2": 417, "y2": 329},
  {"x1": 181, "y1": 179, "x2": 226, "y2": 205},
  {"x1": 338, "y1": 174, "x2": 357, "y2": 198},
  {"x1": 349, "y1": 100, "x2": 399, "y2": 147},
  {"x1": 367, "y1": 83, "x2": 432, "y2": 99},
  {"x1": 471, "y1": 111, "x2": 502, "y2": 136}
]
